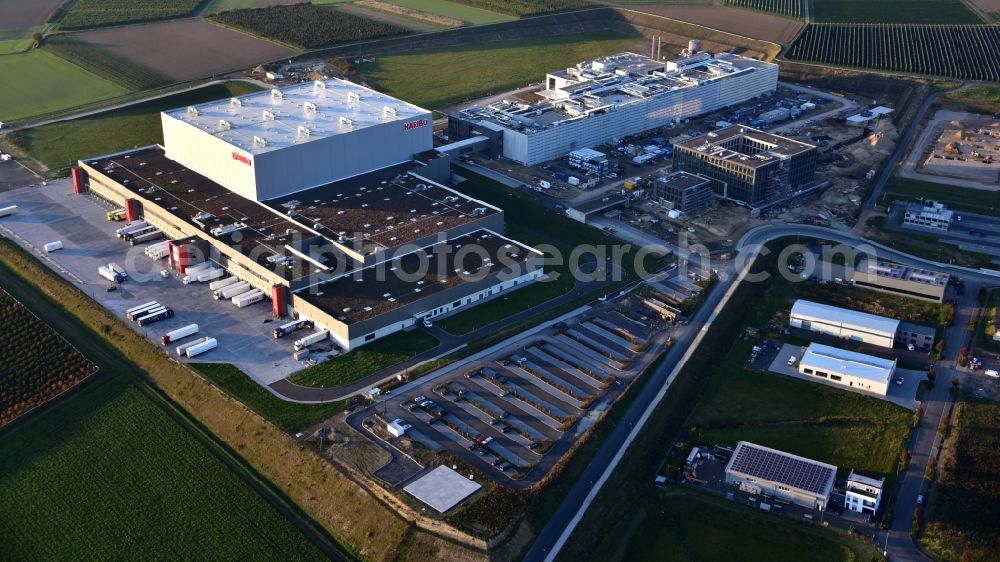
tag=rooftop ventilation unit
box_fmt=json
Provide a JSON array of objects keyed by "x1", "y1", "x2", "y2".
[
  {"x1": 262, "y1": 110, "x2": 275, "y2": 121},
  {"x1": 347, "y1": 91, "x2": 360, "y2": 103},
  {"x1": 218, "y1": 119, "x2": 231, "y2": 130},
  {"x1": 313, "y1": 80, "x2": 326, "y2": 91},
  {"x1": 383, "y1": 106, "x2": 397, "y2": 117},
  {"x1": 297, "y1": 125, "x2": 311, "y2": 137},
  {"x1": 253, "y1": 135, "x2": 267, "y2": 147},
  {"x1": 339, "y1": 116, "x2": 353, "y2": 128},
  {"x1": 472, "y1": 207, "x2": 488, "y2": 216},
  {"x1": 271, "y1": 89, "x2": 283, "y2": 100},
  {"x1": 304, "y1": 101, "x2": 317, "y2": 113},
  {"x1": 186, "y1": 106, "x2": 199, "y2": 116}
]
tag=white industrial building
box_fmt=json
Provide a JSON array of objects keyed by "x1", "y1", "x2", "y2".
[
  {"x1": 798, "y1": 343, "x2": 896, "y2": 396},
  {"x1": 161, "y1": 79, "x2": 433, "y2": 201},
  {"x1": 789, "y1": 299, "x2": 899, "y2": 349},
  {"x1": 903, "y1": 201, "x2": 953, "y2": 232},
  {"x1": 844, "y1": 470, "x2": 884, "y2": 515},
  {"x1": 724, "y1": 441, "x2": 836, "y2": 510},
  {"x1": 450, "y1": 51, "x2": 778, "y2": 165}
]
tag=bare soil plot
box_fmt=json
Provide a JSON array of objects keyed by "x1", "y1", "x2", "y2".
[
  {"x1": 619, "y1": 4, "x2": 804, "y2": 44},
  {"x1": 0, "y1": 0, "x2": 65, "y2": 30},
  {"x1": 969, "y1": 0, "x2": 1000, "y2": 12},
  {"x1": 72, "y1": 19, "x2": 297, "y2": 81}
]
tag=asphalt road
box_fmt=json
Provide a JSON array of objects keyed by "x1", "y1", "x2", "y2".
[{"x1": 527, "y1": 223, "x2": 1000, "y2": 562}]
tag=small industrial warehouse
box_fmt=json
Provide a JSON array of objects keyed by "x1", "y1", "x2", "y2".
[
  {"x1": 797, "y1": 343, "x2": 896, "y2": 397},
  {"x1": 724, "y1": 441, "x2": 836, "y2": 510},
  {"x1": 74, "y1": 79, "x2": 544, "y2": 351},
  {"x1": 448, "y1": 51, "x2": 778, "y2": 165},
  {"x1": 788, "y1": 299, "x2": 900, "y2": 349}
]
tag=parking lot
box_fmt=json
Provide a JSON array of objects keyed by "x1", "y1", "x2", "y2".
[
  {"x1": 356, "y1": 301, "x2": 670, "y2": 485},
  {"x1": 0, "y1": 181, "x2": 316, "y2": 384}
]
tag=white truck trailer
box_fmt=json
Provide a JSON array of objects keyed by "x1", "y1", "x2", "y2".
[
  {"x1": 186, "y1": 337, "x2": 218, "y2": 358},
  {"x1": 0, "y1": 205, "x2": 18, "y2": 217},
  {"x1": 294, "y1": 330, "x2": 330, "y2": 351},
  {"x1": 108, "y1": 262, "x2": 128, "y2": 281},
  {"x1": 43, "y1": 241, "x2": 63, "y2": 252},
  {"x1": 176, "y1": 337, "x2": 209, "y2": 357},
  {"x1": 145, "y1": 241, "x2": 170, "y2": 259},
  {"x1": 136, "y1": 307, "x2": 174, "y2": 327},
  {"x1": 126, "y1": 301, "x2": 160, "y2": 321},
  {"x1": 215, "y1": 281, "x2": 251, "y2": 300},
  {"x1": 130, "y1": 230, "x2": 163, "y2": 245},
  {"x1": 115, "y1": 221, "x2": 147, "y2": 238},
  {"x1": 161, "y1": 323, "x2": 199, "y2": 345},
  {"x1": 232, "y1": 289, "x2": 265, "y2": 308},
  {"x1": 196, "y1": 268, "x2": 225, "y2": 283},
  {"x1": 273, "y1": 319, "x2": 314, "y2": 339},
  {"x1": 208, "y1": 276, "x2": 239, "y2": 291},
  {"x1": 98, "y1": 265, "x2": 125, "y2": 284}
]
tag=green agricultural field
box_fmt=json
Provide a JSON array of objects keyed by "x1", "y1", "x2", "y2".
[
  {"x1": 922, "y1": 397, "x2": 1000, "y2": 562},
  {"x1": 688, "y1": 340, "x2": 911, "y2": 478},
  {"x1": 362, "y1": 31, "x2": 641, "y2": 109},
  {"x1": 881, "y1": 177, "x2": 1000, "y2": 217},
  {"x1": 44, "y1": 36, "x2": 170, "y2": 91},
  {"x1": 0, "y1": 374, "x2": 325, "y2": 559},
  {"x1": 0, "y1": 49, "x2": 126, "y2": 122},
  {"x1": 59, "y1": 0, "x2": 203, "y2": 30},
  {"x1": 4, "y1": 81, "x2": 261, "y2": 172},
  {"x1": 288, "y1": 330, "x2": 438, "y2": 388},
  {"x1": 944, "y1": 85, "x2": 1000, "y2": 114},
  {"x1": 590, "y1": 490, "x2": 871, "y2": 562},
  {"x1": 808, "y1": 0, "x2": 982, "y2": 23},
  {"x1": 192, "y1": 363, "x2": 346, "y2": 431},
  {"x1": 444, "y1": 0, "x2": 588, "y2": 16}
]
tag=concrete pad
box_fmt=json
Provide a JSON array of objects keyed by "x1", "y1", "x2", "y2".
[
  {"x1": 404, "y1": 465, "x2": 481, "y2": 513},
  {"x1": 769, "y1": 343, "x2": 918, "y2": 410}
]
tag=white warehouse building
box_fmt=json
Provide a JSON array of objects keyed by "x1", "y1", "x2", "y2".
[
  {"x1": 789, "y1": 299, "x2": 899, "y2": 349},
  {"x1": 161, "y1": 79, "x2": 433, "y2": 201},
  {"x1": 450, "y1": 51, "x2": 778, "y2": 165},
  {"x1": 798, "y1": 343, "x2": 896, "y2": 397}
]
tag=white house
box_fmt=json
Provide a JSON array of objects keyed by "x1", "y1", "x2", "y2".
[{"x1": 845, "y1": 470, "x2": 884, "y2": 515}]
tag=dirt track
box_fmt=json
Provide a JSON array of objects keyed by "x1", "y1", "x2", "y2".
[
  {"x1": 619, "y1": 4, "x2": 804, "y2": 44},
  {"x1": 73, "y1": 19, "x2": 298, "y2": 81}
]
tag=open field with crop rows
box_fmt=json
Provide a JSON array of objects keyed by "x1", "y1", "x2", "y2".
[
  {"x1": 0, "y1": 289, "x2": 96, "y2": 428},
  {"x1": 809, "y1": 0, "x2": 982, "y2": 24},
  {"x1": 0, "y1": 375, "x2": 326, "y2": 559},
  {"x1": 445, "y1": 0, "x2": 588, "y2": 16},
  {"x1": 44, "y1": 36, "x2": 170, "y2": 91},
  {"x1": 59, "y1": 0, "x2": 203, "y2": 30},
  {"x1": 726, "y1": 0, "x2": 802, "y2": 18},
  {"x1": 787, "y1": 24, "x2": 1000, "y2": 81},
  {"x1": 0, "y1": 49, "x2": 127, "y2": 122},
  {"x1": 210, "y1": 3, "x2": 406, "y2": 49},
  {"x1": 614, "y1": 4, "x2": 804, "y2": 45},
  {"x1": 73, "y1": 18, "x2": 297, "y2": 81}
]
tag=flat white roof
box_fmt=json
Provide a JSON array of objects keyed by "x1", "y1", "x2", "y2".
[
  {"x1": 791, "y1": 299, "x2": 899, "y2": 337},
  {"x1": 403, "y1": 465, "x2": 482, "y2": 513},
  {"x1": 847, "y1": 470, "x2": 884, "y2": 489},
  {"x1": 163, "y1": 78, "x2": 430, "y2": 154},
  {"x1": 801, "y1": 343, "x2": 895, "y2": 384}
]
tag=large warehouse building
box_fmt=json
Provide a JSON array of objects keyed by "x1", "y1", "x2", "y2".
[
  {"x1": 724, "y1": 441, "x2": 836, "y2": 510},
  {"x1": 852, "y1": 259, "x2": 949, "y2": 303},
  {"x1": 789, "y1": 299, "x2": 899, "y2": 349},
  {"x1": 75, "y1": 80, "x2": 544, "y2": 351},
  {"x1": 448, "y1": 51, "x2": 778, "y2": 165},
  {"x1": 162, "y1": 79, "x2": 433, "y2": 201},
  {"x1": 672, "y1": 125, "x2": 817, "y2": 206},
  {"x1": 797, "y1": 343, "x2": 896, "y2": 397}
]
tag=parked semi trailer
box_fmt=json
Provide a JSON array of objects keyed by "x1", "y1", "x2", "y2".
[
  {"x1": 0, "y1": 205, "x2": 18, "y2": 218},
  {"x1": 186, "y1": 337, "x2": 218, "y2": 358},
  {"x1": 108, "y1": 262, "x2": 128, "y2": 281},
  {"x1": 273, "y1": 319, "x2": 314, "y2": 339},
  {"x1": 176, "y1": 337, "x2": 209, "y2": 357},
  {"x1": 126, "y1": 301, "x2": 160, "y2": 321},
  {"x1": 137, "y1": 307, "x2": 174, "y2": 327},
  {"x1": 43, "y1": 241, "x2": 63, "y2": 253},
  {"x1": 145, "y1": 242, "x2": 170, "y2": 260},
  {"x1": 208, "y1": 276, "x2": 239, "y2": 291},
  {"x1": 294, "y1": 330, "x2": 330, "y2": 351},
  {"x1": 184, "y1": 261, "x2": 214, "y2": 276},
  {"x1": 161, "y1": 323, "x2": 199, "y2": 345},
  {"x1": 133, "y1": 306, "x2": 166, "y2": 322},
  {"x1": 115, "y1": 221, "x2": 147, "y2": 238},
  {"x1": 130, "y1": 230, "x2": 163, "y2": 245},
  {"x1": 98, "y1": 266, "x2": 125, "y2": 284},
  {"x1": 215, "y1": 281, "x2": 251, "y2": 300},
  {"x1": 232, "y1": 290, "x2": 265, "y2": 308},
  {"x1": 123, "y1": 226, "x2": 156, "y2": 242}
]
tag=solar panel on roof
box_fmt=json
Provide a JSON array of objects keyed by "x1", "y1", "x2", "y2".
[{"x1": 729, "y1": 443, "x2": 834, "y2": 495}]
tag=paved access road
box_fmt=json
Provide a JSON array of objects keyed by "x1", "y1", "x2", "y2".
[{"x1": 527, "y1": 223, "x2": 1000, "y2": 562}]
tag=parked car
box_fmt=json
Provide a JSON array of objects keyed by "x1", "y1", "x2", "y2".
[
  {"x1": 787, "y1": 355, "x2": 798, "y2": 366},
  {"x1": 422, "y1": 319, "x2": 433, "y2": 328},
  {"x1": 475, "y1": 434, "x2": 487, "y2": 443},
  {"x1": 528, "y1": 442, "x2": 541, "y2": 450},
  {"x1": 907, "y1": 343, "x2": 916, "y2": 351},
  {"x1": 917, "y1": 494, "x2": 925, "y2": 505},
  {"x1": 482, "y1": 436, "x2": 494, "y2": 445},
  {"x1": 896, "y1": 377, "x2": 905, "y2": 386}
]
